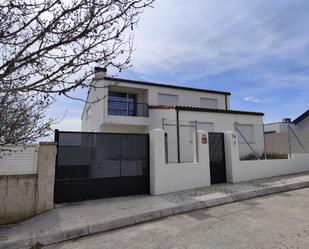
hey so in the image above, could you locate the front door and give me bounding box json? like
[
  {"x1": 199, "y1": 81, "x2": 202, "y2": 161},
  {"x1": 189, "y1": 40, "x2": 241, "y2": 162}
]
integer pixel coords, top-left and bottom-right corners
[{"x1": 208, "y1": 132, "x2": 227, "y2": 184}]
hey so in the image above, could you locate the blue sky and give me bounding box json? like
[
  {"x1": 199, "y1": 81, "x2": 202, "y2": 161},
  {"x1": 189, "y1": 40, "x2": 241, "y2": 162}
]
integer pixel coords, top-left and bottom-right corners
[{"x1": 49, "y1": 0, "x2": 309, "y2": 131}]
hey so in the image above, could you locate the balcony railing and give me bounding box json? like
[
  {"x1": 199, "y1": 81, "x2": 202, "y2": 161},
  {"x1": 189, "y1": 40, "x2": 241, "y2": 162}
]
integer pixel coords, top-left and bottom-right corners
[{"x1": 108, "y1": 100, "x2": 149, "y2": 117}]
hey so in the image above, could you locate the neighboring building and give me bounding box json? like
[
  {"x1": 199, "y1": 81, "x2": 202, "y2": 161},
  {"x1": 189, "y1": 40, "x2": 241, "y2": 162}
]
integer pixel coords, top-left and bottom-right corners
[
  {"x1": 264, "y1": 110, "x2": 309, "y2": 134},
  {"x1": 294, "y1": 110, "x2": 309, "y2": 131},
  {"x1": 81, "y1": 68, "x2": 265, "y2": 158},
  {"x1": 264, "y1": 110, "x2": 309, "y2": 155}
]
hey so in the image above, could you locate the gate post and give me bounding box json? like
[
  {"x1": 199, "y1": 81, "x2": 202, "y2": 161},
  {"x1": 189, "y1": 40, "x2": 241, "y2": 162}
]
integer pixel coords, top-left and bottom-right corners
[
  {"x1": 54, "y1": 129, "x2": 59, "y2": 144},
  {"x1": 36, "y1": 142, "x2": 57, "y2": 213},
  {"x1": 224, "y1": 131, "x2": 239, "y2": 183},
  {"x1": 196, "y1": 130, "x2": 211, "y2": 185},
  {"x1": 149, "y1": 129, "x2": 166, "y2": 195},
  {"x1": 53, "y1": 129, "x2": 59, "y2": 173}
]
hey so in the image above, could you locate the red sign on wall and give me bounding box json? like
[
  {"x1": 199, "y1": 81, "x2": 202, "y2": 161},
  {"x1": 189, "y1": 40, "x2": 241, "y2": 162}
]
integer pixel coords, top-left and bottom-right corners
[{"x1": 202, "y1": 134, "x2": 207, "y2": 144}]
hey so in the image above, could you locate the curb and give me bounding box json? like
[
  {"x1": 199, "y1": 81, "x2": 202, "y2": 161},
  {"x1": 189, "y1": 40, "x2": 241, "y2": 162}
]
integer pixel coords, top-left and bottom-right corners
[{"x1": 2, "y1": 180, "x2": 309, "y2": 249}]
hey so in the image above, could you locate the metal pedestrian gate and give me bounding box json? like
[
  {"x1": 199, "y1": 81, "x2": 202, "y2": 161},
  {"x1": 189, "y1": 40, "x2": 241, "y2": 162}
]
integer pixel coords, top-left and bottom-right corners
[
  {"x1": 54, "y1": 131, "x2": 150, "y2": 203},
  {"x1": 208, "y1": 132, "x2": 227, "y2": 184}
]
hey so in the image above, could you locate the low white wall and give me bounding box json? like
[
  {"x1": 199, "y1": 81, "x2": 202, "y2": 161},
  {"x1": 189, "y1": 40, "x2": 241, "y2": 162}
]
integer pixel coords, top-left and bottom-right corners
[
  {"x1": 0, "y1": 145, "x2": 38, "y2": 175},
  {"x1": 225, "y1": 131, "x2": 309, "y2": 183},
  {"x1": 150, "y1": 129, "x2": 211, "y2": 195}
]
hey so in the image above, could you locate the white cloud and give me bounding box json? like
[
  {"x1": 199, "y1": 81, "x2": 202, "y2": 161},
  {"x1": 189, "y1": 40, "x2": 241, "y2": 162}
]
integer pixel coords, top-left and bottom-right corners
[
  {"x1": 131, "y1": 0, "x2": 309, "y2": 87},
  {"x1": 51, "y1": 118, "x2": 81, "y2": 131},
  {"x1": 43, "y1": 0, "x2": 309, "y2": 130},
  {"x1": 39, "y1": 118, "x2": 81, "y2": 142},
  {"x1": 243, "y1": 96, "x2": 267, "y2": 104},
  {"x1": 45, "y1": 91, "x2": 85, "y2": 133}
]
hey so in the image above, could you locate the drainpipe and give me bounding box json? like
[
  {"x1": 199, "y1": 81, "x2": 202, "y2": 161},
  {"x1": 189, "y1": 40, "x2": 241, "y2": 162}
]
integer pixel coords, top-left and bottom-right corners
[
  {"x1": 287, "y1": 124, "x2": 292, "y2": 159},
  {"x1": 225, "y1": 95, "x2": 228, "y2": 110},
  {"x1": 262, "y1": 124, "x2": 267, "y2": 160},
  {"x1": 176, "y1": 109, "x2": 180, "y2": 163}
]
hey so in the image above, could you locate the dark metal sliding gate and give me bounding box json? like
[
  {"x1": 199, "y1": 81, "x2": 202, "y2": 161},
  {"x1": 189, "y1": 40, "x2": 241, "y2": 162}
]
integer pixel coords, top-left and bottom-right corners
[
  {"x1": 54, "y1": 131, "x2": 149, "y2": 203},
  {"x1": 208, "y1": 132, "x2": 227, "y2": 184}
]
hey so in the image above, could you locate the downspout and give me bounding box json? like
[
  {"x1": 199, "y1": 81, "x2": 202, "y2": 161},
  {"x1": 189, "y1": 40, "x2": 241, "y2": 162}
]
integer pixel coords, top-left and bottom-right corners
[
  {"x1": 287, "y1": 124, "x2": 292, "y2": 159},
  {"x1": 225, "y1": 95, "x2": 228, "y2": 110},
  {"x1": 262, "y1": 124, "x2": 267, "y2": 160},
  {"x1": 176, "y1": 108, "x2": 180, "y2": 163}
]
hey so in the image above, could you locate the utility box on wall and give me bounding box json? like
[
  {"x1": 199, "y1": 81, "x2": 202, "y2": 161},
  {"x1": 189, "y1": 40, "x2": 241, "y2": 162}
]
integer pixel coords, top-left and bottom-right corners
[
  {"x1": 0, "y1": 145, "x2": 38, "y2": 175},
  {"x1": 0, "y1": 143, "x2": 57, "y2": 225}
]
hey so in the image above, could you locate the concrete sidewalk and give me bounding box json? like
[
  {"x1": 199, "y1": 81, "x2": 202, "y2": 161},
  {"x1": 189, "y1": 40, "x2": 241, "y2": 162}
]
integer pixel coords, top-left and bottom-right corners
[{"x1": 1, "y1": 172, "x2": 309, "y2": 249}]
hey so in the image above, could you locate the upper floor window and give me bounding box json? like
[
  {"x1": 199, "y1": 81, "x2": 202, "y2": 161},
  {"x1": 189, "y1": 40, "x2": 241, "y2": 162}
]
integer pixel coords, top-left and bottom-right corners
[
  {"x1": 158, "y1": 93, "x2": 178, "y2": 105},
  {"x1": 200, "y1": 98, "x2": 218, "y2": 109},
  {"x1": 108, "y1": 91, "x2": 148, "y2": 117},
  {"x1": 108, "y1": 91, "x2": 137, "y2": 116}
]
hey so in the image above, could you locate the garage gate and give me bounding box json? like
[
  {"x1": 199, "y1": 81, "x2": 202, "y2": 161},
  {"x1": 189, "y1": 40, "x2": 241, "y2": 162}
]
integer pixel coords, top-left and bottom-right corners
[{"x1": 54, "y1": 131, "x2": 149, "y2": 203}]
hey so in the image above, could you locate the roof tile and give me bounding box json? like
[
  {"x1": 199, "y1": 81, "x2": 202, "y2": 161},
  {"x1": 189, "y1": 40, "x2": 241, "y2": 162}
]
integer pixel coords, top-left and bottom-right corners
[
  {"x1": 149, "y1": 105, "x2": 264, "y2": 116},
  {"x1": 104, "y1": 76, "x2": 231, "y2": 95}
]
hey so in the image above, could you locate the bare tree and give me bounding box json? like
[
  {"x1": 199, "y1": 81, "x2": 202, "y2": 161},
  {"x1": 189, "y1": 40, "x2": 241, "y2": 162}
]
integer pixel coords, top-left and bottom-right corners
[
  {"x1": 0, "y1": 0, "x2": 153, "y2": 145},
  {"x1": 0, "y1": 0, "x2": 153, "y2": 97},
  {"x1": 0, "y1": 92, "x2": 53, "y2": 144}
]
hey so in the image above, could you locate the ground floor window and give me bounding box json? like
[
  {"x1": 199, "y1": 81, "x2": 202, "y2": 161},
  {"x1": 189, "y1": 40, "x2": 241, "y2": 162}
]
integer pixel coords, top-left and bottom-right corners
[{"x1": 236, "y1": 124, "x2": 255, "y2": 144}]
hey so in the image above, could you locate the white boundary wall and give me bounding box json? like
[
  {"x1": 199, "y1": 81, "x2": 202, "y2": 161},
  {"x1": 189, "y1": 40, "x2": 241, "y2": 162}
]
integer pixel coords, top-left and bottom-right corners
[
  {"x1": 150, "y1": 129, "x2": 211, "y2": 195},
  {"x1": 225, "y1": 131, "x2": 309, "y2": 183},
  {"x1": 0, "y1": 145, "x2": 38, "y2": 175}
]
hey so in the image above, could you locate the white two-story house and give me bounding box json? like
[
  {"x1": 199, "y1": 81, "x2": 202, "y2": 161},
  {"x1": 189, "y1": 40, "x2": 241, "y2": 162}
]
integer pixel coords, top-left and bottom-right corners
[{"x1": 81, "y1": 67, "x2": 265, "y2": 159}]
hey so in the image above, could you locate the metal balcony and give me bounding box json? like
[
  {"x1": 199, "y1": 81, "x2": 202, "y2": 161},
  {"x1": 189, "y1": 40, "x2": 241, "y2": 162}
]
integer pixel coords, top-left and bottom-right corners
[{"x1": 108, "y1": 100, "x2": 149, "y2": 117}]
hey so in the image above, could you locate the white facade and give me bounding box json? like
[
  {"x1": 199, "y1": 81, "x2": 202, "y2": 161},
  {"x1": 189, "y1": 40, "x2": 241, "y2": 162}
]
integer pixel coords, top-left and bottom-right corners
[
  {"x1": 82, "y1": 75, "x2": 230, "y2": 132},
  {"x1": 148, "y1": 108, "x2": 264, "y2": 158},
  {"x1": 81, "y1": 70, "x2": 264, "y2": 159},
  {"x1": 264, "y1": 122, "x2": 291, "y2": 133}
]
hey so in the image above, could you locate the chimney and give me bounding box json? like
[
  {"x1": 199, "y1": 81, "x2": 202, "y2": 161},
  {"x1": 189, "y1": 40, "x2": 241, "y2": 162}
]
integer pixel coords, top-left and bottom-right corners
[
  {"x1": 94, "y1": 67, "x2": 107, "y2": 79},
  {"x1": 282, "y1": 118, "x2": 291, "y2": 123}
]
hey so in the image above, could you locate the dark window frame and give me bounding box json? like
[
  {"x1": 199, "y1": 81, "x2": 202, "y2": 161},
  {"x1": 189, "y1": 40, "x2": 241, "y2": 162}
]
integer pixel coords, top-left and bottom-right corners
[{"x1": 108, "y1": 91, "x2": 148, "y2": 117}]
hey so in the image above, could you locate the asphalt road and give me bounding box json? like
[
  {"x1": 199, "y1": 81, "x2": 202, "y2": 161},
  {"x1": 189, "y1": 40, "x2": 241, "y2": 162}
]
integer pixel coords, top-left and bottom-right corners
[{"x1": 45, "y1": 188, "x2": 309, "y2": 249}]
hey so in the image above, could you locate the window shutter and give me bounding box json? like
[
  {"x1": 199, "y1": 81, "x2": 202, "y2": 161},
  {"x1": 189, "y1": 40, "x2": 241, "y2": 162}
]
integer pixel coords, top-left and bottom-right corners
[
  {"x1": 200, "y1": 98, "x2": 218, "y2": 108},
  {"x1": 158, "y1": 94, "x2": 178, "y2": 105}
]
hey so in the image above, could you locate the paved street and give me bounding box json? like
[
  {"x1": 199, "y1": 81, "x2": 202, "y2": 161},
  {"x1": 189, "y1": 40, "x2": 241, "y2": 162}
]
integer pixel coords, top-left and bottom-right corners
[
  {"x1": 45, "y1": 188, "x2": 309, "y2": 249},
  {"x1": 3, "y1": 172, "x2": 309, "y2": 249}
]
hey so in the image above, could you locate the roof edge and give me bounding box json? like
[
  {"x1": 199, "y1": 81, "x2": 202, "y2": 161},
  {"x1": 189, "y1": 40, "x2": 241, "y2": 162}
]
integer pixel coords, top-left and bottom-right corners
[
  {"x1": 104, "y1": 76, "x2": 231, "y2": 96},
  {"x1": 149, "y1": 105, "x2": 264, "y2": 116},
  {"x1": 293, "y1": 110, "x2": 309, "y2": 124}
]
